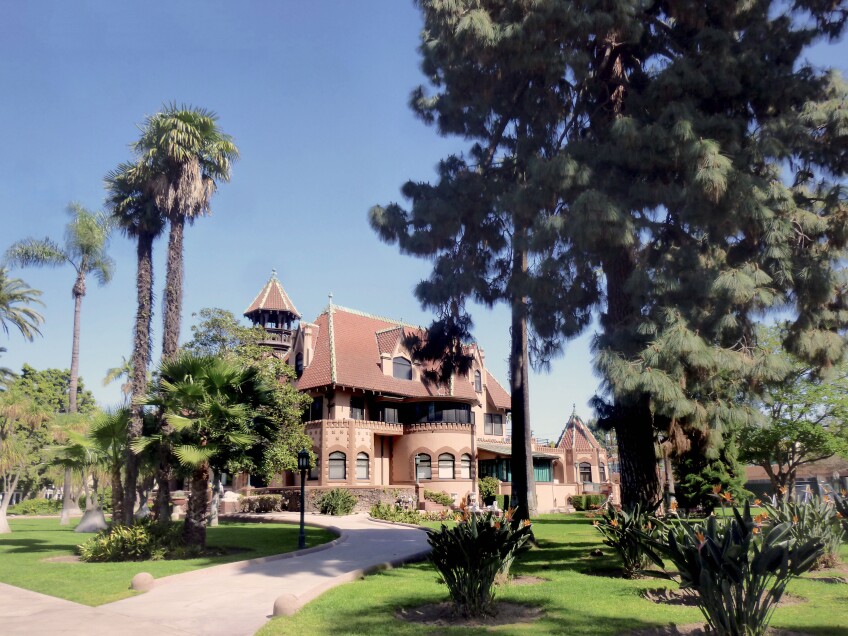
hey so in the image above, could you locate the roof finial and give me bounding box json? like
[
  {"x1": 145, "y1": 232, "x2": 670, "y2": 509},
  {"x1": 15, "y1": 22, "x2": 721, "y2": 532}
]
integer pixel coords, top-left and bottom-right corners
[
  {"x1": 328, "y1": 292, "x2": 333, "y2": 306},
  {"x1": 271, "y1": 268, "x2": 277, "y2": 280}
]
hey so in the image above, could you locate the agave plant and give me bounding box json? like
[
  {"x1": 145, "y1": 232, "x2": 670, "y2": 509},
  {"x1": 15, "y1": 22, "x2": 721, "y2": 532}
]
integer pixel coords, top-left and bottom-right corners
[
  {"x1": 593, "y1": 502, "x2": 663, "y2": 578},
  {"x1": 648, "y1": 502, "x2": 823, "y2": 636},
  {"x1": 762, "y1": 496, "x2": 844, "y2": 568},
  {"x1": 833, "y1": 491, "x2": 848, "y2": 535}
]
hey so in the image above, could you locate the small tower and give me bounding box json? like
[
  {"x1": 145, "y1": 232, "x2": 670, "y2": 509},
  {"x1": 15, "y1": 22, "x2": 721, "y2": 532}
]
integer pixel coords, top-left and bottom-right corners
[{"x1": 244, "y1": 270, "x2": 301, "y2": 357}]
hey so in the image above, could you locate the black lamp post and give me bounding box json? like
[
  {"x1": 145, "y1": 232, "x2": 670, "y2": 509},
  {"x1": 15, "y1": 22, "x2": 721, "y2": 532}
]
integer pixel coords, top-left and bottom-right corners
[{"x1": 297, "y1": 449, "x2": 311, "y2": 550}]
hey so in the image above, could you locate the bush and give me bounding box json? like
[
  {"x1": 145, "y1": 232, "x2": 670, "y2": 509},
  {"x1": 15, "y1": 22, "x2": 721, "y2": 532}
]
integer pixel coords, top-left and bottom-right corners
[
  {"x1": 424, "y1": 489, "x2": 454, "y2": 507},
  {"x1": 7, "y1": 498, "x2": 62, "y2": 515},
  {"x1": 593, "y1": 503, "x2": 662, "y2": 578},
  {"x1": 428, "y1": 509, "x2": 533, "y2": 617},
  {"x1": 571, "y1": 494, "x2": 606, "y2": 511},
  {"x1": 647, "y1": 502, "x2": 823, "y2": 636},
  {"x1": 77, "y1": 518, "x2": 190, "y2": 562},
  {"x1": 239, "y1": 494, "x2": 284, "y2": 513},
  {"x1": 317, "y1": 488, "x2": 357, "y2": 515},
  {"x1": 370, "y1": 502, "x2": 421, "y2": 524},
  {"x1": 478, "y1": 476, "x2": 499, "y2": 504},
  {"x1": 762, "y1": 496, "x2": 844, "y2": 568},
  {"x1": 500, "y1": 494, "x2": 510, "y2": 511}
]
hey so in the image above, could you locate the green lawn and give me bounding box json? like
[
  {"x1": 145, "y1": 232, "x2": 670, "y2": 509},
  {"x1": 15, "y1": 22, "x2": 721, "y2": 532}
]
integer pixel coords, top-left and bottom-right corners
[
  {"x1": 258, "y1": 514, "x2": 848, "y2": 636},
  {"x1": 0, "y1": 517, "x2": 335, "y2": 606}
]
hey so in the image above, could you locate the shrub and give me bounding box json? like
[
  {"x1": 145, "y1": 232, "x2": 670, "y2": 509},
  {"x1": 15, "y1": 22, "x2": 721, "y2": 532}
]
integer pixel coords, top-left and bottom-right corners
[
  {"x1": 423, "y1": 489, "x2": 454, "y2": 507},
  {"x1": 834, "y1": 492, "x2": 848, "y2": 534},
  {"x1": 6, "y1": 498, "x2": 62, "y2": 515},
  {"x1": 585, "y1": 494, "x2": 606, "y2": 509},
  {"x1": 593, "y1": 503, "x2": 662, "y2": 578},
  {"x1": 317, "y1": 488, "x2": 357, "y2": 515},
  {"x1": 77, "y1": 518, "x2": 189, "y2": 562},
  {"x1": 478, "y1": 476, "x2": 499, "y2": 504},
  {"x1": 428, "y1": 508, "x2": 533, "y2": 617},
  {"x1": 370, "y1": 502, "x2": 421, "y2": 524},
  {"x1": 239, "y1": 494, "x2": 284, "y2": 513},
  {"x1": 762, "y1": 496, "x2": 844, "y2": 568},
  {"x1": 647, "y1": 502, "x2": 823, "y2": 636},
  {"x1": 571, "y1": 495, "x2": 586, "y2": 511}
]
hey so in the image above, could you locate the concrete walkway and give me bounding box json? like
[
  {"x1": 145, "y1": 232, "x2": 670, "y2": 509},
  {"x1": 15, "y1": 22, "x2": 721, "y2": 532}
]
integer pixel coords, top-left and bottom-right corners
[{"x1": 0, "y1": 513, "x2": 431, "y2": 636}]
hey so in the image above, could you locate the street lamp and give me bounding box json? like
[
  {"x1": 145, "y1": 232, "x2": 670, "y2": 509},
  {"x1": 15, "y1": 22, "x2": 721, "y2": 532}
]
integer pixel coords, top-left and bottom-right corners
[{"x1": 297, "y1": 449, "x2": 311, "y2": 550}]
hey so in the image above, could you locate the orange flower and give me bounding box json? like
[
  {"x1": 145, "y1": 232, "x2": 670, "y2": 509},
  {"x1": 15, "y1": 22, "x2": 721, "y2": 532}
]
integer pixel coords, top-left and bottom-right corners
[
  {"x1": 721, "y1": 491, "x2": 733, "y2": 502},
  {"x1": 610, "y1": 519, "x2": 619, "y2": 527},
  {"x1": 695, "y1": 531, "x2": 706, "y2": 547},
  {"x1": 504, "y1": 507, "x2": 515, "y2": 522},
  {"x1": 669, "y1": 500, "x2": 678, "y2": 511},
  {"x1": 712, "y1": 485, "x2": 722, "y2": 494},
  {"x1": 754, "y1": 513, "x2": 768, "y2": 524},
  {"x1": 778, "y1": 486, "x2": 787, "y2": 494},
  {"x1": 752, "y1": 527, "x2": 760, "y2": 535},
  {"x1": 523, "y1": 519, "x2": 531, "y2": 527},
  {"x1": 792, "y1": 515, "x2": 798, "y2": 524},
  {"x1": 754, "y1": 499, "x2": 762, "y2": 506},
  {"x1": 494, "y1": 521, "x2": 502, "y2": 530},
  {"x1": 836, "y1": 512, "x2": 843, "y2": 519},
  {"x1": 592, "y1": 521, "x2": 599, "y2": 526}
]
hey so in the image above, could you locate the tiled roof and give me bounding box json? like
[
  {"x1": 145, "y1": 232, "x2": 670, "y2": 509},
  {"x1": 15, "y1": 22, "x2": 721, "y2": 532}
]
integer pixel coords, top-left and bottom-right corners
[
  {"x1": 296, "y1": 304, "x2": 505, "y2": 404},
  {"x1": 485, "y1": 371, "x2": 511, "y2": 410},
  {"x1": 556, "y1": 408, "x2": 601, "y2": 452},
  {"x1": 244, "y1": 271, "x2": 301, "y2": 318}
]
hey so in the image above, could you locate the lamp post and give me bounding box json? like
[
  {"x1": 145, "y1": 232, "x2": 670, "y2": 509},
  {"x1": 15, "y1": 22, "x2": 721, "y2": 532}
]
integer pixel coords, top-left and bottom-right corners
[{"x1": 297, "y1": 449, "x2": 311, "y2": 550}]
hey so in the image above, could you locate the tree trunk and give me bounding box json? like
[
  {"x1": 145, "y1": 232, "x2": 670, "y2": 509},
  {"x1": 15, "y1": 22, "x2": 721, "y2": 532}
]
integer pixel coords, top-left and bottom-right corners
[
  {"x1": 124, "y1": 231, "x2": 155, "y2": 524},
  {"x1": 184, "y1": 462, "x2": 210, "y2": 548},
  {"x1": 614, "y1": 399, "x2": 662, "y2": 509},
  {"x1": 0, "y1": 473, "x2": 20, "y2": 534},
  {"x1": 111, "y1": 463, "x2": 124, "y2": 525},
  {"x1": 59, "y1": 466, "x2": 81, "y2": 525},
  {"x1": 68, "y1": 272, "x2": 85, "y2": 414},
  {"x1": 135, "y1": 473, "x2": 154, "y2": 519},
  {"x1": 509, "y1": 228, "x2": 536, "y2": 521},
  {"x1": 208, "y1": 473, "x2": 221, "y2": 527}
]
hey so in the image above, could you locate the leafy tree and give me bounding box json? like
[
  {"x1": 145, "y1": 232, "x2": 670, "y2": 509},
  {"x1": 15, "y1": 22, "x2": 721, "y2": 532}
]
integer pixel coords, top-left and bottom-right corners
[
  {"x1": 139, "y1": 354, "x2": 274, "y2": 547},
  {"x1": 104, "y1": 161, "x2": 166, "y2": 523},
  {"x1": 0, "y1": 386, "x2": 50, "y2": 533},
  {"x1": 739, "y1": 327, "x2": 848, "y2": 501},
  {"x1": 15, "y1": 364, "x2": 97, "y2": 415},
  {"x1": 0, "y1": 268, "x2": 44, "y2": 343},
  {"x1": 129, "y1": 105, "x2": 239, "y2": 522},
  {"x1": 5, "y1": 203, "x2": 114, "y2": 413},
  {"x1": 674, "y1": 435, "x2": 748, "y2": 513}
]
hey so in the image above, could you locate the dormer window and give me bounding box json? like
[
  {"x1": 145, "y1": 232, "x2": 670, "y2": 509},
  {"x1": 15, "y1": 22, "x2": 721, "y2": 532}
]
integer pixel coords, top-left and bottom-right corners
[
  {"x1": 295, "y1": 352, "x2": 304, "y2": 378},
  {"x1": 474, "y1": 370, "x2": 482, "y2": 393},
  {"x1": 392, "y1": 356, "x2": 412, "y2": 380}
]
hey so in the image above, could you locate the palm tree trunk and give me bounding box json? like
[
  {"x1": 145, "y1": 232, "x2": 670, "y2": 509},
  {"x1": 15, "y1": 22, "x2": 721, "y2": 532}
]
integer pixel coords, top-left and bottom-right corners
[
  {"x1": 0, "y1": 473, "x2": 20, "y2": 534},
  {"x1": 184, "y1": 461, "x2": 210, "y2": 548},
  {"x1": 68, "y1": 272, "x2": 85, "y2": 414},
  {"x1": 509, "y1": 226, "x2": 536, "y2": 521},
  {"x1": 123, "y1": 231, "x2": 155, "y2": 524},
  {"x1": 59, "y1": 466, "x2": 81, "y2": 525},
  {"x1": 111, "y1": 463, "x2": 125, "y2": 524}
]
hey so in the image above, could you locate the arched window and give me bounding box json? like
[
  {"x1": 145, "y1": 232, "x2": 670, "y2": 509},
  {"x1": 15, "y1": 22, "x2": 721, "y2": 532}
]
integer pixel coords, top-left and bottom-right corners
[
  {"x1": 416, "y1": 453, "x2": 432, "y2": 480},
  {"x1": 599, "y1": 462, "x2": 607, "y2": 482},
  {"x1": 438, "y1": 453, "x2": 455, "y2": 479},
  {"x1": 356, "y1": 452, "x2": 369, "y2": 480},
  {"x1": 460, "y1": 454, "x2": 472, "y2": 479},
  {"x1": 393, "y1": 356, "x2": 412, "y2": 380},
  {"x1": 579, "y1": 462, "x2": 592, "y2": 483},
  {"x1": 295, "y1": 352, "x2": 304, "y2": 378},
  {"x1": 474, "y1": 370, "x2": 482, "y2": 393},
  {"x1": 329, "y1": 451, "x2": 346, "y2": 480}
]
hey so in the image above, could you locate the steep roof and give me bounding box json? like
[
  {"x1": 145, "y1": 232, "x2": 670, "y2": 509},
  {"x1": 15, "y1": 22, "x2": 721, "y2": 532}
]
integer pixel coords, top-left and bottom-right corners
[
  {"x1": 295, "y1": 303, "x2": 502, "y2": 404},
  {"x1": 244, "y1": 271, "x2": 301, "y2": 318},
  {"x1": 485, "y1": 370, "x2": 511, "y2": 410},
  {"x1": 556, "y1": 407, "x2": 602, "y2": 452}
]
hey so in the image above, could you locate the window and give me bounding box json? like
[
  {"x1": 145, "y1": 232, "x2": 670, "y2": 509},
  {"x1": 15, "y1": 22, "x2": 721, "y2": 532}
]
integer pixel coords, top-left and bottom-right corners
[
  {"x1": 350, "y1": 396, "x2": 364, "y2": 420},
  {"x1": 484, "y1": 414, "x2": 503, "y2": 436},
  {"x1": 295, "y1": 352, "x2": 304, "y2": 378},
  {"x1": 356, "y1": 452, "x2": 369, "y2": 480},
  {"x1": 382, "y1": 406, "x2": 399, "y2": 423},
  {"x1": 308, "y1": 460, "x2": 319, "y2": 481},
  {"x1": 579, "y1": 462, "x2": 592, "y2": 483},
  {"x1": 533, "y1": 458, "x2": 552, "y2": 483},
  {"x1": 474, "y1": 370, "x2": 482, "y2": 393},
  {"x1": 416, "y1": 453, "x2": 432, "y2": 480},
  {"x1": 308, "y1": 397, "x2": 323, "y2": 421},
  {"x1": 329, "y1": 452, "x2": 346, "y2": 480},
  {"x1": 438, "y1": 453, "x2": 455, "y2": 479},
  {"x1": 479, "y1": 458, "x2": 511, "y2": 482},
  {"x1": 599, "y1": 462, "x2": 606, "y2": 482},
  {"x1": 393, "y1": 356, "x2": 412, "y2": 380},
  {"x1": 460, "y1": 454, "x2": 472, "y2": 479}
]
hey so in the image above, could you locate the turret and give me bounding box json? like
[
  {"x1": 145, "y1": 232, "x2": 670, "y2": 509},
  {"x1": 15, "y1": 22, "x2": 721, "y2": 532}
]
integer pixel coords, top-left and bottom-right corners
[{"x1": 244, "y1": 270, "x2": 300, "y2": 356}]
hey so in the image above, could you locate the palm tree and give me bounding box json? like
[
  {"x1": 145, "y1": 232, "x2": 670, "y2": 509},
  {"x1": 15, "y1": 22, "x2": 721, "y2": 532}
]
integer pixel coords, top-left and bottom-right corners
[
  {"x1": 0, "y1": 348, "x2": 15, "y2": 389},
  {"x1": 105, "y1": 161, "x2": 166, "y2": 524},
  {"x1": 139, "y1": 353, "x2": 272, "y2": 547},
  {"x1": 49, "y1": 425, "x2": 108, "y2": 533},
  {"x1": 0, "y1": 268, "x2": 44, "y2": 342},
  {"x1": 5, "y1": 204, "x2": 114, "y2": 413},
  {"x1": 102, "y1": 356, "x2": 133, "y2": 406},
  {"x1": 130, "y1": 105, "x2": 238, "y2": 522}
]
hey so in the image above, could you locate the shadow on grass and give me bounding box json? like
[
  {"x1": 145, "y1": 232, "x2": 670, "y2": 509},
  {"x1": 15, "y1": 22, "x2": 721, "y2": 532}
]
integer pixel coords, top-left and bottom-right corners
[{"x1": 0, "y1": 537, "x2": 79, "y2": 554}]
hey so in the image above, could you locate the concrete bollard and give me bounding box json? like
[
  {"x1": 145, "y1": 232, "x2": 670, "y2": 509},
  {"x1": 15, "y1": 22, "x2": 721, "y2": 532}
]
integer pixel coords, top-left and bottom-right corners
[
  {"x1": 272, "y1": 594, "x2": 300, "y2": 616},
  {"x1": 130, "y1": 572, "x2": 155, "y2": 592}
]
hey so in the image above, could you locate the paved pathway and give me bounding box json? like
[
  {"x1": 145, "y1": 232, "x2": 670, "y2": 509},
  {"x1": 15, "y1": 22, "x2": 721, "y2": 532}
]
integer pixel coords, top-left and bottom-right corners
[{"x1": 0, "y1": 513, "x2": 431, "y2": 636}]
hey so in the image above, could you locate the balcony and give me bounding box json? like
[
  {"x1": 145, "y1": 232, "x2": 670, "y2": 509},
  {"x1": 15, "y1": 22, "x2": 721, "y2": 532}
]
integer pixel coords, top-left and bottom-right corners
[{"x1": 259, "y1": 328, "x2": 293, "y2": 347}]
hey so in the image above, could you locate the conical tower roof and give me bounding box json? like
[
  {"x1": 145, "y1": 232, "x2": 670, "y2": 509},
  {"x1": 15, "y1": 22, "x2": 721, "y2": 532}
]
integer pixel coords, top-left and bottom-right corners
[{"x1": 244, "y1": 270, "x2": 301, "y2": 319}]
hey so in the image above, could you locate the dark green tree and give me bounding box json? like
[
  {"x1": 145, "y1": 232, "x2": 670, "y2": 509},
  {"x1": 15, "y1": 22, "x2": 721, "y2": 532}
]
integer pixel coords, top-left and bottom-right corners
[
  {"x1": 15, "y1": 364, "x2": 96, "y2": 415},
  {"x1": 674, "y1": 434, "x2": 748, "y2": 513}
]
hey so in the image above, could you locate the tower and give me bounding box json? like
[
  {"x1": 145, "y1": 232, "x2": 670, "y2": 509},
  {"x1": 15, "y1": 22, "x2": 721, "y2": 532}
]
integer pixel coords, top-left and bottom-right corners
[{"x1": 243, "y1": 270, "x2": 300, "y2": 357}]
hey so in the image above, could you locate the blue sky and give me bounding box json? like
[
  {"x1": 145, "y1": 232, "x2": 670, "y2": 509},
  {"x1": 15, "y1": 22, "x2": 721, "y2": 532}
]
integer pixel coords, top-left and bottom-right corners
[{"x1": 1, "y1": 2, "x2": 845, "y2": 441}]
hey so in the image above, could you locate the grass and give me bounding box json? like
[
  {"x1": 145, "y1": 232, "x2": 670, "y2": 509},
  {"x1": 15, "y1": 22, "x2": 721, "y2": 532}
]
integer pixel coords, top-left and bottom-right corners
[
  {"x1": 0, "y1": 517, "x2": 335, "y2": 606},
  {"x1": 258, "y1": 513, "x2": 848, "y2": 636}
]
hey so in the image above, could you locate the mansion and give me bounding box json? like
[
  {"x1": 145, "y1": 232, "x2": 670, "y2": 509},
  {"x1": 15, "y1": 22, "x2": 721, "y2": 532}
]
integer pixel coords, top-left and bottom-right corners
[{"x1": 239, "y1": 272, "x2": 618, "y2": 512}]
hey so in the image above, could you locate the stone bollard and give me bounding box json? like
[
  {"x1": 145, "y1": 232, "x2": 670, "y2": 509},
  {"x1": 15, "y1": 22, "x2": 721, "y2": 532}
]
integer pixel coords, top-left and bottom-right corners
[
  {"x1": 131, "y1": 572, "x2": 155, "y2": 592},
  {"x1": 272, "y1": 594, "x2": 300, "y2": 616}
]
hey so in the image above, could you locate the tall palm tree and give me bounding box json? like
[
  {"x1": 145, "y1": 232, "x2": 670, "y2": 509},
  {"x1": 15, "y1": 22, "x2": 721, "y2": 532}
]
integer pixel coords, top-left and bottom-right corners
[
  {"x1": 133, "y1": 104, "x2": 239, "y2": 360},
  {"x1": 131, "y1": 105, "x2": 238, "y2": 522},
  {"x1": 139, "y1": 353, "x2": 272, "y2": 547},
  {"x1": 105, "y1": 163, "x2": 165, "y2": 523},
  {"x1": 87, "y1": 408, "x2": 130, "y2": 524},
  {"x1": 102, "y1": 356, "x2": 133, "y2": 406},
  {"x1": 0, "y1": 268, "x2": 44, "y2": 342},
  {"x1": 5, "y1": 204, "x2": 114, "y2": 413}
]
